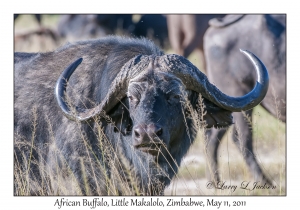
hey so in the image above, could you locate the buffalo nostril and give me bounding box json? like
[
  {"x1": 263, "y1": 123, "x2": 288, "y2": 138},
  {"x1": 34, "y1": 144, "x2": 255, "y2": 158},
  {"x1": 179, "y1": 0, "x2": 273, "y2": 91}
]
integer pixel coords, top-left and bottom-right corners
[
  {"x1": 156, "y1": 128, "x2": 163, "y2": 136},
  {"x1": 134, "y1": 129, "x2": 140, "y2": 138}
]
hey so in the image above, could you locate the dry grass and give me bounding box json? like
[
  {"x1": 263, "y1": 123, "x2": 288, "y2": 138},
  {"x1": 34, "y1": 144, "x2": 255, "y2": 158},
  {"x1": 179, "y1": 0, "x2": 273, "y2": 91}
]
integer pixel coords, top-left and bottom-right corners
[
  {"x1": 14, "y1": 15, "x2": 286, "y2": 196},
  {"x1": 14, "y1": 106, "x2": 154, "y2": 196},
  {"x1": 164, "y1": 104, "x2": 286, "y2": 196}
]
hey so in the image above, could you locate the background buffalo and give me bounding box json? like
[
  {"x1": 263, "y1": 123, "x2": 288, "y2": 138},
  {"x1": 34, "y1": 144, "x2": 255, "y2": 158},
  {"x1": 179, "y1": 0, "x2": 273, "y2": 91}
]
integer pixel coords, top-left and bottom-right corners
[{"x1": 204, "y1": 14, "x2": 286, "y2": 186}]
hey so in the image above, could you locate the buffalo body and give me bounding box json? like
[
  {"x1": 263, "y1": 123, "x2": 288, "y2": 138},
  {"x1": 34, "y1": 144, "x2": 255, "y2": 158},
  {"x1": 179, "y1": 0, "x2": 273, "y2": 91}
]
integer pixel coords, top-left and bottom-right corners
[{"x1": 204, "y1": 14, "x2": 286, "y2": 184}]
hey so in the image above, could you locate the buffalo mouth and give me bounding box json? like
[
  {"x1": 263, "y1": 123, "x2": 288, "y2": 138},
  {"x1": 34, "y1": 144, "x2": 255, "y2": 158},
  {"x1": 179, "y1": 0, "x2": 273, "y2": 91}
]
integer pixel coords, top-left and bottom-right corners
[{"x1": 135, "y1": 143, "x2": 165, "y2": 156}]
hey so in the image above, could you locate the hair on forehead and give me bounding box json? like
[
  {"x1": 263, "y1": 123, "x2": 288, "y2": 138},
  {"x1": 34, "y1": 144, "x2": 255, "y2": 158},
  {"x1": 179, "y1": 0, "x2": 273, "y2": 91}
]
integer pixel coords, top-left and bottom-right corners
[{"x1": 128, "y1": 70, "x2": 185, "y2": 97}]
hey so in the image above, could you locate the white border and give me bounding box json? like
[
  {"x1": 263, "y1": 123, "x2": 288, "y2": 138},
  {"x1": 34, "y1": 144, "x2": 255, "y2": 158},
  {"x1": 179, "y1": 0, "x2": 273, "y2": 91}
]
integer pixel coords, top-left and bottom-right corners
[{"x1": 4, "y1": 1, "x2": 298, "y2": 209}]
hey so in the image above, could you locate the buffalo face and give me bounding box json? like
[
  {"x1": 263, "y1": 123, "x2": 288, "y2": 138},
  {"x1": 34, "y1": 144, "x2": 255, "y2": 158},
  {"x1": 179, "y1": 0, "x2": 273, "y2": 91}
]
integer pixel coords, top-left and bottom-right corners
[{"x1": 127, "y1": 68, "x2": 187, "y2": 157}]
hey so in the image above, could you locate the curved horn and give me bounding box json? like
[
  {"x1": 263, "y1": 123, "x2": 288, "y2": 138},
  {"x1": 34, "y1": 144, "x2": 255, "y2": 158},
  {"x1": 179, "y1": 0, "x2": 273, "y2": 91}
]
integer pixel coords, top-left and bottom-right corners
[
  {"x1": 161, "y1": 49, "x2": 269, "y2": 112},
  {"x1": 55, "y1": 55, "x2": 152, "y2": 121},
  {"x1": 55, "y1": 58, "x2": 83, "y2": 120}
]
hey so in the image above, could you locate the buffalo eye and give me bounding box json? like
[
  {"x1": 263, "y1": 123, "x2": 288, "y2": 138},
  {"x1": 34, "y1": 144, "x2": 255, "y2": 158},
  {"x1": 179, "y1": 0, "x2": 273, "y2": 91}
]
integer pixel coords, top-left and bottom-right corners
[
  {"x1": 167, "y1": 94, "x2": 180, "y2": 104},
  {"x1": 128, "y1": 95, "x2": 140, "y2": 106},
  {"x1": 173, "y1": 95, "x2": 180, "y2": 99},
  {"x1": 126, "y1": 124, "x2": 132, "y2": 133}
]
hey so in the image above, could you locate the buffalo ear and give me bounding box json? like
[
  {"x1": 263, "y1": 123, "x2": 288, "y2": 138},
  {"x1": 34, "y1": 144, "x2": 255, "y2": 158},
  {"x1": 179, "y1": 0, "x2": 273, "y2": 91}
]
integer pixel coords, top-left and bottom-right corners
[
  {"x1": 107, "y1": 97, "x2": 132, "y2": 135},
  {"x1": 188, "y1": 91, "x2": 233, "y2": 129},
  {"x1": 203, "y1": 98, "x2": 233, "y2": 128}
]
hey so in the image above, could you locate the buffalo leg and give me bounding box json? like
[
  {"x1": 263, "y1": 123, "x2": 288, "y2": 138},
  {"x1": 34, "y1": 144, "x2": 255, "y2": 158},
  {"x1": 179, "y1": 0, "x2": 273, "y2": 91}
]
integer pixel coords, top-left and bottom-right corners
[
  {"x1": 205, "y1": 128, "x2": 226, "y2": 184},
  {"x1": 232, "y1": 111, "x2": 272, "y2": 185}
]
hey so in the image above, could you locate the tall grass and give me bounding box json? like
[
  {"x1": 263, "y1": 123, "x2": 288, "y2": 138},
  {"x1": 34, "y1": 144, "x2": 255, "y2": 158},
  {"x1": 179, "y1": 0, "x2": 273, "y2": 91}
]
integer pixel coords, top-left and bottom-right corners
[
  {"x1": 14, "y1": 85, "x2": 285, "y2": 196},
  {"x1": 165, "y1": 101, "x2": 285, "y2": 196},
  {"x1": 14, "y1": 110, "x2": 143, "y2": 195}
]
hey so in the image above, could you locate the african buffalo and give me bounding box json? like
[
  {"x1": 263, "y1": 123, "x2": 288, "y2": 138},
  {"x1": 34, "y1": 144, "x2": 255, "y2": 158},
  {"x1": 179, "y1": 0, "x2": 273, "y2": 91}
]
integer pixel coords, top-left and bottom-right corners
[
  {"x1": 57, "y1": 14, "x2": 168, "y2": 48},
  {"x1": 203, "y1": 14, "x2": 286, "y2": 185},
  {"x1": 166, "y1": 14, "x2": 225, "y2": 68},
  {"x1": 57, "y1": 15, "x2": 135, "y2": 41},
  {"x1": 133, "y1": 15, "x2": 169, "y2": 48},
  {"x1": 14, "y1": 36, "x2": 269, "y2": 195},
  {"x1": 57, "y1": 15, "x2": 108, "y2": 39}
]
